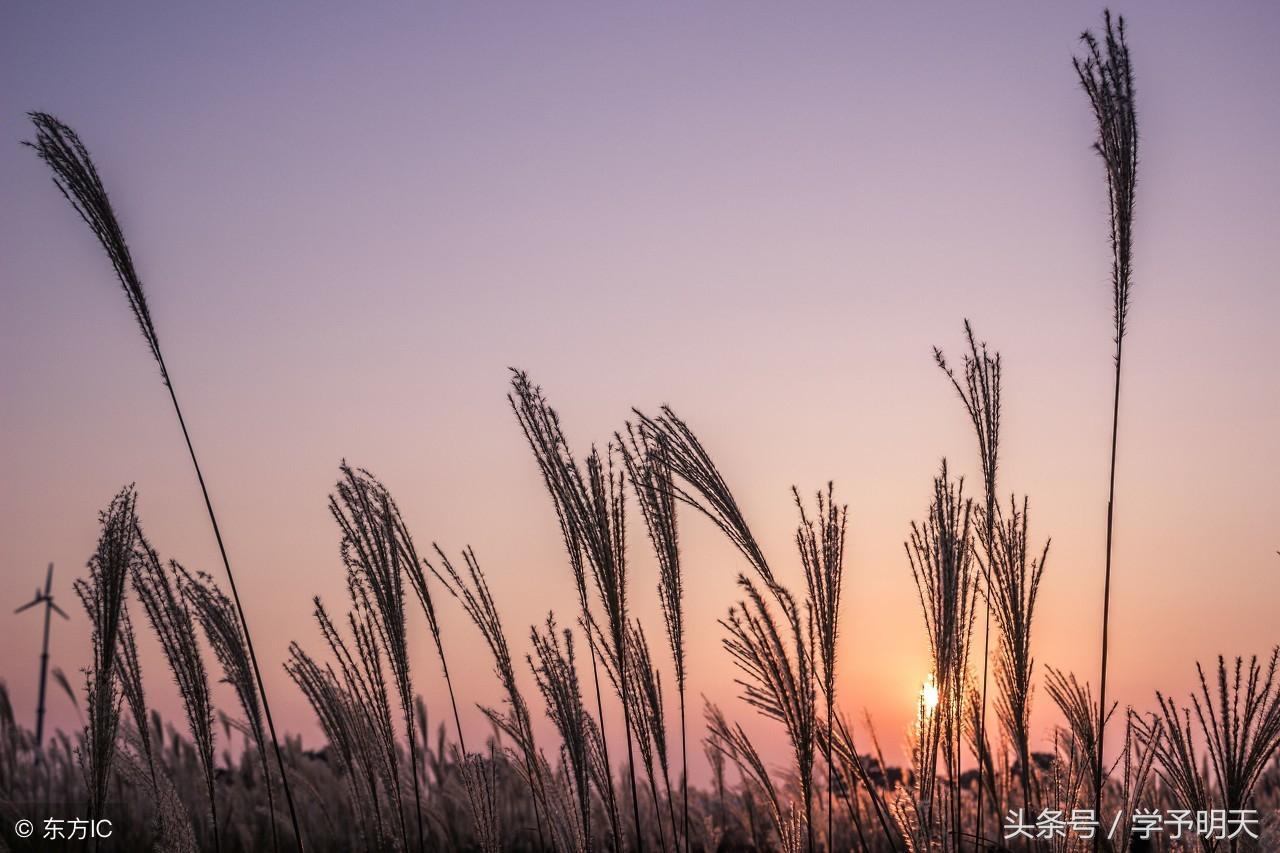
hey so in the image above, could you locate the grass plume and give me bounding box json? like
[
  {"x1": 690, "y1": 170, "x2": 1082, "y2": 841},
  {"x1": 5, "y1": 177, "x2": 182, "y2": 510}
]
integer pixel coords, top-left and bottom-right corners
[
  {"x1": 621, "y1": 420, "x2": 690, "y2": 852},
  {"x1": 131, "y1": 536, "x2": 219, "y2": 852},
  {"x1": 177, "y1": 565, "x2": 279, "y2": 852},
  {"x1": 72, "y1": 486, "x2": 139, "y2": 830},
  {"x1": 1074, "y1": 12, "x2": 1139, "y2": 839},
  {"x1": 26, "y1": 111, "x2": 303, "y2": 850},
  {"x1": 795, "y1": 483, "x2": 848, "y2": 851},
  {"x1": 905, "y1": 462, "x2": 978, "y2": 843},
  {"x1": 977, "y1": 495, "x2": 1049, "y2": 817}
]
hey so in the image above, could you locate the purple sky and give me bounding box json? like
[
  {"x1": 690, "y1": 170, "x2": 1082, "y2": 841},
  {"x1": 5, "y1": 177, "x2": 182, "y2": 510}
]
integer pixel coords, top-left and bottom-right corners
[{"x1": 3, "y1": 2, "x2": 1279, "y2": 779}]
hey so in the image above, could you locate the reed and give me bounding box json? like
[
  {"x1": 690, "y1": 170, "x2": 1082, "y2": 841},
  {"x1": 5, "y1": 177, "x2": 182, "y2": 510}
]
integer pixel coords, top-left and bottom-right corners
[
  {"x1": 1045, "y1": 666, "x2": 1115, "y2": 830},
  {"x1": 621, "y1": 421, "x2": 689, "y2": 853},
  {"x1": 26, "y1": 112, "x2": 303, "y2": 851},
  {"x1": 1073, "y1": 13, "x2": 1139, "y2": 841},
  {"x1": 529, "y1": 615, "x2": 593, "y2": 851},
  {"x1": 115, "y1": 608, "x2": 156, "y2": 789},
  {"x1": 720, "y1": 574, "x2": 818, "y2": 852},
  {"x1": 627, "y1": 621, "x2": 678, "y2": 853},
  {"x1": 632, "y1": 407, "x2": 775, "y2": 589},
  {"x1": 510, "y1": 371, "x2": 642, "y2": 850},
  {"x1": 131, "y1": 536, "x2": 219, "y2": 852},
  {"x1": 703, "y1": 698, "x2": 783, "y2": 848},
  {"x1": 177, "y1": 565, "x2": 279, "y2": 852},
  {"x1": 1143, "y1": 651, "x2": 1280, "y2": 853},
  {"x1": 510, "y1": 371, "x2": 627, "y2": 849},
  {"x1": 312, "y1": 593, "x2": 409, "y2": 851},
  {"x1": 935, "y1": 320, "x2": 1002, "y2": 847},
  {"x1": 977, "y1": 496, "x2": 1048, "y2": 818},
  {"x1": 284, "y1": 643, "x2": 385, "y2": 847},
  {"x1": 457, "y1": 744, "x2": 504, "y2": 853},
  {"x1": 905, "y1": 462, "x2": 978, "y2": 845},
  {"x1": 329, "y1": 463, "x2": 426, "y2": 852},
  {"x1": 428, "y1": 544, "x2": 553, "y2": 848},
  {"x1": 795, "y1": 483, "x2": 848, "y2": 851},
  {"x1": 72, "y1": 486, "x2": 139, "y2": 832}
]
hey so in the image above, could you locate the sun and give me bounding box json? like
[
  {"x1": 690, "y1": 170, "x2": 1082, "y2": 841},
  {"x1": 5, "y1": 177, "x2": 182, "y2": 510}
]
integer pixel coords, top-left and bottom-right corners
[{"x1": 920, "y1": 675, "x2": 940, "y2": 716}]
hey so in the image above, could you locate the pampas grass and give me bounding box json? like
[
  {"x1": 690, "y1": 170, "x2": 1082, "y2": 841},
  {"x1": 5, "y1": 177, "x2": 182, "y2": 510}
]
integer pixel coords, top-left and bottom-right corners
[
  {"x1": 530, "y1": 614, "x2": 594, "y2": 851},
  {"x1": 177, "y1": 565, "x2": 279, "y2": 852},
  {"x1": 428, "y1": 544, "x2": 552, "y2": 848},
  {"x1": 1074, "y1": 11, "x2": 1139, "y2": 835},
  {"x1": 626, "y1": 620, "x2": 678, "y2": 853},
  {"x1": 457, "y1": 744, "x2": 504, "y2": 853},
  {"x1": 906, "y1": 463, "x2": 978, "y2": 846},
  {"x1": 510, "y1": 370, "x2": 643, "y2": 850},
  {"x1": 116, "y1": 608, "x2": 156, "y2": 789},
  {"x1": 72, "y1": 486, "x2": 139, "y2": 832},
  {"x1": 796, "y1": 483, "x2": 848, "y2": 851},
  {"x1": 1142, "y1": 650, "x2": 1280, "y2": 853},
  {"x1": 26, "y1": 112, "x2": 302, "y2": 850},
  {"x1": 312, "y1": 591, "x2": 409, "y2": 850},
  {"x1": 329, "y1": 462, "x2": 427, "y2": 852},
  {"x1": 721, "y1": 574, "x2": 818, "y2": 852},
  {"x1": 131, "y1": 536, "x2": 219, "y2": 852},
  {"x1": 977, "y1": 496, "x2": 1048, "y2": 819},
  {"x1": 935, "y1": 320, "x2": 1002, "y2": 847},
  {"x1": 621, "y1": 420, "x2": 690, "y2": 852}
]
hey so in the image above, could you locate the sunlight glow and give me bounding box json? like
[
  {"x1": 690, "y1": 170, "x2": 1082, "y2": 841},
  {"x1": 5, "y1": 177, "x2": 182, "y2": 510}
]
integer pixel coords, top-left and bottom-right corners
[{"x1": 920, "y1": 675, "x2": 940, "y2": 717}]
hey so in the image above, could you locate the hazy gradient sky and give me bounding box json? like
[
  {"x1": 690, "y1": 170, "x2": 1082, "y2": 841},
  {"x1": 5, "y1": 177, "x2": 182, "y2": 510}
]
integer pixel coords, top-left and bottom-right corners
[{"x1": 3, "y1": 2, "x2": 1278, "y2": 781}]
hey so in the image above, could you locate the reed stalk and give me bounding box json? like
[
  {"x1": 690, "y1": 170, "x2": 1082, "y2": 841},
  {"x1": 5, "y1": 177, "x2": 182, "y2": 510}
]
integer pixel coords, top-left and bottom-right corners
[
  {"x1": 177, "y1": 566, "x2": 279, "y2": 852},
  {"x1": 796, "y1": 483, "x2": 848, "y2": 853},
  {"x1": 1073, "y1": 14, "x2": 1139, "y2": 842},
  {"x1": 935, "y1": 320, "x2": 1001, "y2": 847},
  {"x1": 131, "y1": 536, "x2": 219, "y2": 852},
  {"x1": 329, "y1": 463, "x2": 426, "y2": 852},
  {"x1": 906, "y1": 462, "x2": 978, "y2": 845},
  {"x1": 27, "y1": 112, "x2": 304, "y2": 851},
  {"x1": 621, "y1": 421, "x2": 689, "y2": 852},
  {"x1": 429, "y1": 545, "x2": 553, "y2": 849},
  {"x1": 511, "y1": 371, "x2": 625, "y2": 850},
  {"x1": 72, "y1": 487, "x2": 138, "y2": 836},
  {"x1": 530, "y1": 615, "x2": 594, "y2": 851}
]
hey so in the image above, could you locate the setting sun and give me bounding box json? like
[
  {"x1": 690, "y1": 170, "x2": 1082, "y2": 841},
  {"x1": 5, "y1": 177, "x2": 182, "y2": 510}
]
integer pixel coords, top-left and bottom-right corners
[{"x1": 920, "y1": 674, "x2": 940, "y2": 717}]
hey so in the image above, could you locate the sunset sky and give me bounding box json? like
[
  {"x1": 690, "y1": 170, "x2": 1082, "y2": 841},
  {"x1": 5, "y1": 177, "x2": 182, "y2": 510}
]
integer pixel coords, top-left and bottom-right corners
[{"x1": 2, "y1": 2, "x2": 1278, "y2": 783}]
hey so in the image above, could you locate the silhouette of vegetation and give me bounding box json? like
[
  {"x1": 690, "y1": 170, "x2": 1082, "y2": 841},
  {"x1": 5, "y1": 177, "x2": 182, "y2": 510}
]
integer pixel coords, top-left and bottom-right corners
[{"x1": 10, "y1": 10, "x2": 1280, "y2": 853}]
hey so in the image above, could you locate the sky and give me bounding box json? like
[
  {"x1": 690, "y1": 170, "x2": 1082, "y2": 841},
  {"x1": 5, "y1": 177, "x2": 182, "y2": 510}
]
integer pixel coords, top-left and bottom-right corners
[{"x1": 2, "y1": 2, "x2": 1278, "y2": 783}]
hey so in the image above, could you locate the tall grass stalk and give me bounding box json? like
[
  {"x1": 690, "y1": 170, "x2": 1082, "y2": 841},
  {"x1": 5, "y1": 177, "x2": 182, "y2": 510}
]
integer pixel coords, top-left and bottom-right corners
[
  {"x1": 72, "y1": 486, "x2": 139, "y2": 834},
  {"x1": 26, "y1": 112, "x2": 303, "y2": 851},
  {"x1": 131, "y1": 537, "x2": 219, "y2": 852},
  {"x1": 115, "y1": 608, "x2": 156, "y2": 789},
  {"x1": 510, "y1": 371, "x2": 625, "y2": 850},
  {"x1": 329, "y1": 463, "x2": 426, "y2": 852},
  {"x1": 1145, "y1": 651, "x2": 1280, "y2": 853},
  {"x1": 621, "y1": 422, "x2": 689, "y2": 853},
  {"x1": 313, "y1": 593, "x2": 410, "y2": 851},
  {"x1": 795, "y1": 483, "x2": 847, "y2": 852},
  {"x1": 1073, "y1": 13, "x2": 1139, "y2": 840},
  {"x1": 530, "y1": 615, "x2": 593, "y2": 851},
  {"x1": 935, "y1": 320, "x2": 1001, "y2": 846},
  {"x1": 721, "y1": 574, "x2": 818, "y2": 852},
  {"x1": 510, "y1": 371, "x2": 642, "y2": 850},
  {"x1": 177, "y1": 566, "x2": 279, "y2": 852},
  {"x1": 285, "y1": 643, "x2": 386, "y2": 847},
  {"x1": 627, "y1": 621, "x2": 678, "y2": 853},
  {"x1": 905, "y1": 462, "x2": 978, "y2": 844},
  {"x1": 704, "y1": 699, "x2": 784, "y2": 848},
  {"x1": 457, "y1": 744, "x2": 504, "y2": 853},
  {"x1": 978, "y1": 496, "x2": 1048, "y2": 819},
  {"x1": 429, "y1": 545, "x2": 552, "y2": 849}
]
